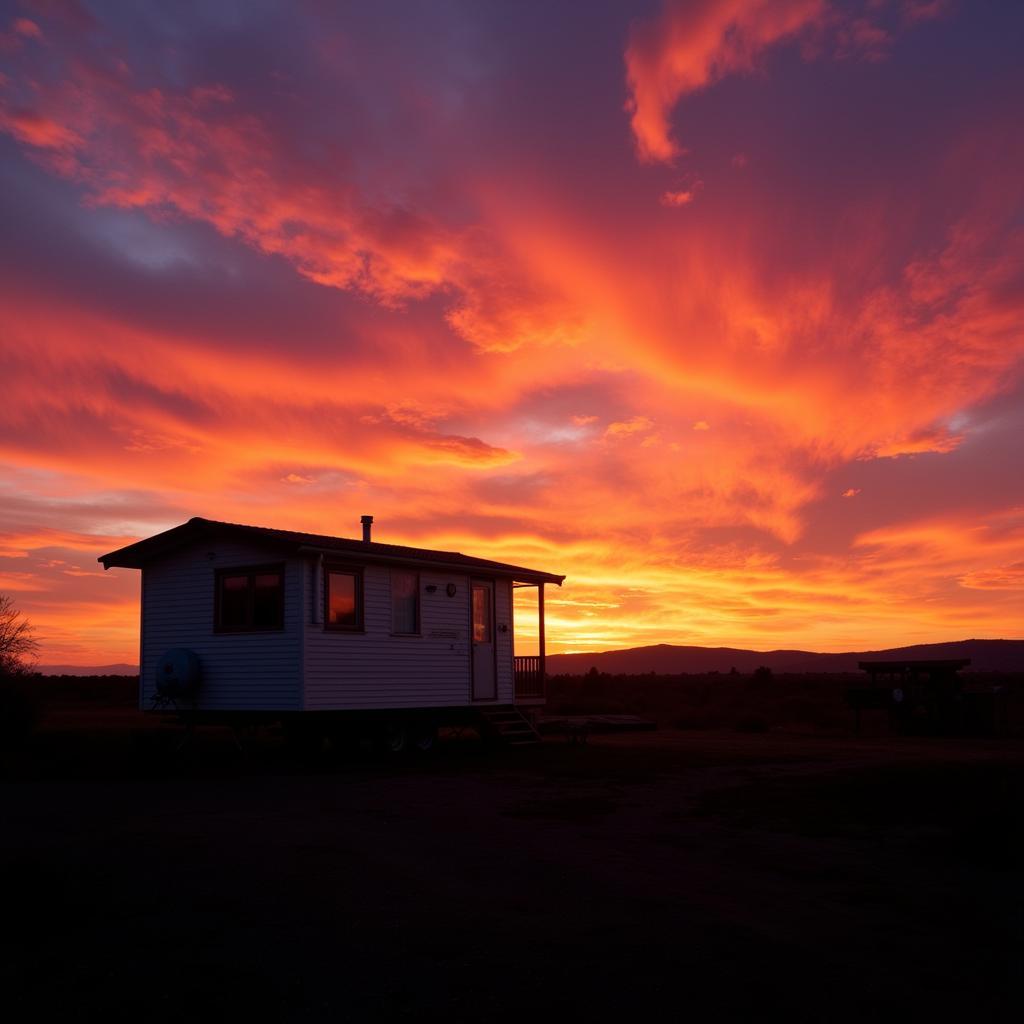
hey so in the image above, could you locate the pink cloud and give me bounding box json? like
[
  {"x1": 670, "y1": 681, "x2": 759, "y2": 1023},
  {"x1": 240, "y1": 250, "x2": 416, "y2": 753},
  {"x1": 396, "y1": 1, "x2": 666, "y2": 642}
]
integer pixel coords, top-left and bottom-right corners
[
  {"x1": 0, "y1": 107, "x2": 79, "y2": 148},
  {"x1": 12, "y1": 17, "x2": 41, "y2": 40},
  {"x1": 660, "y1": 185, "x2": 701, "y2": 207},
  {"x1": 902, "y1": 1, "x2": 950, "y2": 25}
]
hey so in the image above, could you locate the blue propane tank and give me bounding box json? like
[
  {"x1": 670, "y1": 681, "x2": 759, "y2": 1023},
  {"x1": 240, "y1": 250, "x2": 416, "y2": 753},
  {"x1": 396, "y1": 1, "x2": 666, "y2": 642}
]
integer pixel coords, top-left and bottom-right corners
[{"x1": 155, "y1": 648, "x2": 202, "y2": 699}]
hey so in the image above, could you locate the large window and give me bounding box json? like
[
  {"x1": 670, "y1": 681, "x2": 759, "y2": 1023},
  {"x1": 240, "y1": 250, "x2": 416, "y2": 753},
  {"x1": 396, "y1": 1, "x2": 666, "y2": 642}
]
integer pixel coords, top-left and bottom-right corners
[
  {"x1": 325, "y1": 567, "x2": 363, "y2": 630},
  {"x1": 215, "y1": 566, "x2": 284, "y2": 632},
  {"x1": 391, "y1": 569, "x2": 419, "y2": 634}
]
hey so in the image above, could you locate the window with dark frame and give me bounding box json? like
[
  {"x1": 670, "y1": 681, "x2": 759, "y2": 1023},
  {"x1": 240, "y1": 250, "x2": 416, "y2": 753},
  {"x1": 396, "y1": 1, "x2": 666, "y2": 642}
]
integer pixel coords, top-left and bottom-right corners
[
  {"x1": 325, "y1": 567, "x2": 363, "y2": 630},
  {"x1": 391, "y1": 569, "x2": 419, "y2": 634},
  {"x1": 215, "y1": 566, "x2": 284, "y2": 631}
]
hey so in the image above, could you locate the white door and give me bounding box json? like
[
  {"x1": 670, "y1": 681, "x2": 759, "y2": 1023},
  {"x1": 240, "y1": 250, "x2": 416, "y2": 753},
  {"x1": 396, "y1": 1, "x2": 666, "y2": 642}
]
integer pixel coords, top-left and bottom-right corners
[{"x1": 471, "y1": 580, "x2": 496, "y2": 700}]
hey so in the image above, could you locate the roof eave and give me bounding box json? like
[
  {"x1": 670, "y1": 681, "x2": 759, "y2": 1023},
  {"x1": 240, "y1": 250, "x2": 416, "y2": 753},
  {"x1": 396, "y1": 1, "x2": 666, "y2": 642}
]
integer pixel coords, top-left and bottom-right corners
[
  {"x1": 98, "y1": 518, "x2": 215, "y2": 571},
  {"x1": 97, "y1": 517, "x2": 566, "y2": 585},
  {"x1": 295, "y1": 544, "x2": 564, "y2": 586}
]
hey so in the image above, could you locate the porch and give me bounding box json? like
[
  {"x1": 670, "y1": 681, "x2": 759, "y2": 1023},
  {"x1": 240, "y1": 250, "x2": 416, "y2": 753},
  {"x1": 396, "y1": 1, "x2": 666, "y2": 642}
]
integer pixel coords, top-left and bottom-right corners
[
  {"x1": 513, "y1": 655, "x2": 545, "y2": 703},
  {"x1": 513, "y1": 579, "x2": 548, "y2": 704}
]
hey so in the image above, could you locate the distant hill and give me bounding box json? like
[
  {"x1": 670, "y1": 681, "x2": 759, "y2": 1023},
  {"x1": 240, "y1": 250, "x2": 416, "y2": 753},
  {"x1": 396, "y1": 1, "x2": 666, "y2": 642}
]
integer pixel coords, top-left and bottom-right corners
[
  {"x1": 35, "y1": 639, "x2": 1024, "y2": 678},
  {"x1": 547, "y1": 639, "x2": 1024, "y2": 676},
  {"x1": 38, "y1": 664, "x2": 139, "y2": 677}
]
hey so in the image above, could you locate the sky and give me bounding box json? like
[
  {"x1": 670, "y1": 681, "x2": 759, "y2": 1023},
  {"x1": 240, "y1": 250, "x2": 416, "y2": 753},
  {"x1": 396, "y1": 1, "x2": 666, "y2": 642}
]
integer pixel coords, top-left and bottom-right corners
[{"x1": 1, "y1": 0, "x2": 1023, "y2": 665}]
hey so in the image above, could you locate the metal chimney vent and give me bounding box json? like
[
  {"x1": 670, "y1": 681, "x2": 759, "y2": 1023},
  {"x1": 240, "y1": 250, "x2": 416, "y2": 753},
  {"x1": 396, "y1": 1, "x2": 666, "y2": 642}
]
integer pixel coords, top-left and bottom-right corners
[{"x1": 360, "y1": 515, "x2": 374, "y2": 542}]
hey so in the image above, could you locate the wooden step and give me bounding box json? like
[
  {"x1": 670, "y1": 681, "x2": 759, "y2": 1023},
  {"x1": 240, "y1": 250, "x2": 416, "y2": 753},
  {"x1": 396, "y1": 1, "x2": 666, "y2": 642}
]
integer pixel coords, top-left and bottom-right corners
[{"x1": 477, "y1": 706, "x2": 541, "y2": 746}]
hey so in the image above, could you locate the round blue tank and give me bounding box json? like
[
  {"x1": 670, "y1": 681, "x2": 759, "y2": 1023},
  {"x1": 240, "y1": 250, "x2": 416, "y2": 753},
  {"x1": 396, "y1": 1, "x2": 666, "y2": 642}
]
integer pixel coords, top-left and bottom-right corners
[{"x1": 155, "y1": 648, "x2": 202, "y2": 698}]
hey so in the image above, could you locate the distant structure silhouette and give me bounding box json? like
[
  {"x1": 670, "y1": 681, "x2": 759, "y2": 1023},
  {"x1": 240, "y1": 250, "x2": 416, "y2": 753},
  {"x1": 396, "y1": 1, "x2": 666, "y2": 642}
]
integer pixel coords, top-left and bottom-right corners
[{"x1": 850, "y1": 658, "x2": 974, "y2": 733}]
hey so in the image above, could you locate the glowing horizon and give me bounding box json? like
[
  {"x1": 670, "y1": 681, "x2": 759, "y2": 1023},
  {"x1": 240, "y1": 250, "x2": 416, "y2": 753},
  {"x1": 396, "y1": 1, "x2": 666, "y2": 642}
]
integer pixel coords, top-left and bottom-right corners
[{"x1": 2, "y1": 0, "x2": 1023, "y2": 665}]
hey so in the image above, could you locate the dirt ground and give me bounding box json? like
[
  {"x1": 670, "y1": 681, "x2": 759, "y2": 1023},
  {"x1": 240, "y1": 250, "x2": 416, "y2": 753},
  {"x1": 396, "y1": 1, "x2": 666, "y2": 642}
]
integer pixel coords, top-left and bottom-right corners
[{"x1": 2, "y1": 713, "x2": 1023, "y2": 1021}]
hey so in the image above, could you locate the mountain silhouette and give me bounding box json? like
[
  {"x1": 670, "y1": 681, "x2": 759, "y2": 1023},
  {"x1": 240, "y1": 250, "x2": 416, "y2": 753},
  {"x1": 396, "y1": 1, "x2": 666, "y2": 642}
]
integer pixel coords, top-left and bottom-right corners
[
  {"x1": 547, "y1": 639, "x2": 1024, "y2": 675},
  {"x1": 38, "y1": 663, "x2": 141, "y2": 676}
]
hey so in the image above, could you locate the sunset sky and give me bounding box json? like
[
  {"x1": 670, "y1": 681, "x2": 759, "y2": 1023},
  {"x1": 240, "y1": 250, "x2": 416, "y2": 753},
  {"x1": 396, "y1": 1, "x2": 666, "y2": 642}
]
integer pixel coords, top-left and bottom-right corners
[{"x1": 2, "y1": 0, "x2": 1023, "y2": 665}]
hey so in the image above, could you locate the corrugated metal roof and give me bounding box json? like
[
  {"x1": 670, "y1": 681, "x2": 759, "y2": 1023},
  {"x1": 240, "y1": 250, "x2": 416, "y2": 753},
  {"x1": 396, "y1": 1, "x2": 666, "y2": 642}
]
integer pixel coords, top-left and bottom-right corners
[{"x1": 98, "y1": 517, "x2": 565, "y2": 585}]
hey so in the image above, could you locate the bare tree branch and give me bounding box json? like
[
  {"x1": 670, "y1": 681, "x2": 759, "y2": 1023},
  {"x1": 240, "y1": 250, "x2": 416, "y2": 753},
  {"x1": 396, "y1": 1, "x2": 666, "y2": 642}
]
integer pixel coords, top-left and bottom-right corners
[{"x1": 0, "y1": 594, "x2": 40, "y2": 674}]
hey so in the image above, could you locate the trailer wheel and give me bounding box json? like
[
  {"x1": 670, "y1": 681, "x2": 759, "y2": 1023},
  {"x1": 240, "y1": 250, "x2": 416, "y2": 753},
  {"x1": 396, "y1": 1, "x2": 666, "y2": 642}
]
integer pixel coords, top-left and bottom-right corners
[
  {"x1": 411, "y1": 720, "x2": 438, "y2": 755},
  {"x1": 379, "y1": 718, "x2": 409, "y2": 756}
]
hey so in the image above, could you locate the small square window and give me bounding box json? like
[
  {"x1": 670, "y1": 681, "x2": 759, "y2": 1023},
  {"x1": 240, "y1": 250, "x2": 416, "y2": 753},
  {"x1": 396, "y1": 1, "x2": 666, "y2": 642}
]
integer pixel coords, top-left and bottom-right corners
[{"x1": 215, "y1": 567, "x2": 284, "y2": 632}]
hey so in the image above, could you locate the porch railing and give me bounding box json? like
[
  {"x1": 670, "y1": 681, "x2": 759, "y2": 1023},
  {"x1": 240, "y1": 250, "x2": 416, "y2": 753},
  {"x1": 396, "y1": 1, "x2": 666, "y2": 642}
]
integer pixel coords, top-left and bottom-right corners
[{"x1": 514, "y1": 655, "x2": 545, "y2": 699}]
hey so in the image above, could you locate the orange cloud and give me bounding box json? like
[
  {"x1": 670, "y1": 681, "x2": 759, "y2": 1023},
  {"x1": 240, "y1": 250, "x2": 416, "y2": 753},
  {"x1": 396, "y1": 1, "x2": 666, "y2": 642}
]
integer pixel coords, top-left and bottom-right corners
[
  {"x1": 959, "y1": 562, "x2": 1024, "y2": 592},
  {"x1": 604, "y1": 416, "x2": 654, "y2": 438},
  {"x1": 869, "y1": 428, "x2": 964, "y2": 459},
  {"x1": 625, "y1": 0, "x2": 825, "y2": 162}
]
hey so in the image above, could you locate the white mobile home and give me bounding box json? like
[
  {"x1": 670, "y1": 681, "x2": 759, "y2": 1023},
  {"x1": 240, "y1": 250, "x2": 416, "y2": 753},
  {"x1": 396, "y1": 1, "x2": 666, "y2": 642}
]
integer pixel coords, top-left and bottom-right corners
[{"x1": 99, "y1": 516, "x2": 564, "y2": 745}]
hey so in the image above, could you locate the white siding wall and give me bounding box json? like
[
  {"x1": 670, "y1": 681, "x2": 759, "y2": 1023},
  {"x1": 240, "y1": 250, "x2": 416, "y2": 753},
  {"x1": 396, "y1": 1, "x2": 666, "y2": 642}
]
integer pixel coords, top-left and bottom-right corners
[
  {"x1": 140, "y1": 540, "x2": 302, "y2": 710},
  {"x1": 304, "y1": 563, "x2": 496, "y2": 709}
]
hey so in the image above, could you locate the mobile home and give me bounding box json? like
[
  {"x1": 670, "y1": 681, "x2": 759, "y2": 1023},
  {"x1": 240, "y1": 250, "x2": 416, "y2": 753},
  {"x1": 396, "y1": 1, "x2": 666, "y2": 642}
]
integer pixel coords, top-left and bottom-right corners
[{"x1": 99, "y1": 516, "x2": 564, "y2": 747}]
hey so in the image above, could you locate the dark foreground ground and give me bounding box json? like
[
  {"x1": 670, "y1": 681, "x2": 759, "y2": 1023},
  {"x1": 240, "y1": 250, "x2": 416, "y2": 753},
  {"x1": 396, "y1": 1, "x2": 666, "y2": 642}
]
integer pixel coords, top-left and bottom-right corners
[{"x1": 2, "y1": 709, "x2": 1023, "y2": 1021}]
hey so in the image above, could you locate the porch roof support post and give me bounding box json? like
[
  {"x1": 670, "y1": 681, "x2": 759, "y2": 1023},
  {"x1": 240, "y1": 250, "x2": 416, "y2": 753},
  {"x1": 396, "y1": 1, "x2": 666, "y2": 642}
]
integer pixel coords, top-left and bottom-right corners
[{"x1": 538, "y1": 581, "x2": 546, "y2": 692}]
